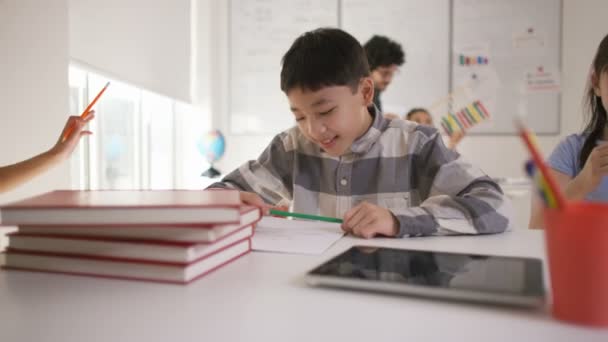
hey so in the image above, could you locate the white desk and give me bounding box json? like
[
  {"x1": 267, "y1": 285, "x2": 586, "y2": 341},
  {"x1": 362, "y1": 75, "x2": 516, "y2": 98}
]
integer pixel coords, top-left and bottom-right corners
[
  {"x1": 500, "y1": 180, "x2": 533, "y2": 230},
  {"x1": 0, "y1": 230, "x2": 606, "y2": 342}
]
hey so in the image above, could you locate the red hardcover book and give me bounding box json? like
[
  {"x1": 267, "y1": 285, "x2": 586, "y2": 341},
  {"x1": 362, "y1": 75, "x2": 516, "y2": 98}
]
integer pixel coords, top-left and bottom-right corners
[
  {"x1": 3, "y1": 238, "x2": 251, "y2": 284},
  {"x1": 0, "y1": 190, "x2": 248, "y2": 226},
  {"x1": 17, "y1": 206, "x2": 261, "y2": 243},
  {"x1": 7, "y1": 225, "x2": 253, "y2": 262}
]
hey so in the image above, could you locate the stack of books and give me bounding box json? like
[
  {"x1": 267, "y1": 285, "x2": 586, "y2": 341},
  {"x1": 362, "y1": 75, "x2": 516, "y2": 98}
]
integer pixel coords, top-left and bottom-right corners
[{"x1": 0, "y1": 190, "x2": 260, "y2": 284}]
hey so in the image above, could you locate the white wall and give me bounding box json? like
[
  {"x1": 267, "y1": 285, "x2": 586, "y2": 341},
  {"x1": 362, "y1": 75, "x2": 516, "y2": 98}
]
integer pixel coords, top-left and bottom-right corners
[
  {"x1": 0, "y1": 0, "x2": 70, "y2": 205},
  {"x1": 69, "y1": 0, "x2": 192, "y2": 102},
  {"x1": 210, "y1": 0, "x2": 608, "y2": 180},
  {"x1": 210, "y1": 0, "x2": 276, "y2": 174}
]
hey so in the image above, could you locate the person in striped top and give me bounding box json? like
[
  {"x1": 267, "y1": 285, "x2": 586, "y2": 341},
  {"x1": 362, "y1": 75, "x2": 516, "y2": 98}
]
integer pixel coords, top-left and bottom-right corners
[{"x1": 209, "y1": 28, "x2": 511, "y2": 239}]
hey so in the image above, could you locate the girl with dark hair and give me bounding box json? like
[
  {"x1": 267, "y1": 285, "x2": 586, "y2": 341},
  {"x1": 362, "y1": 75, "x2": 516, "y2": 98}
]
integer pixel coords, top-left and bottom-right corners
[{"x1": 530, "y1": 33, "x2": 608, "y2": 228}]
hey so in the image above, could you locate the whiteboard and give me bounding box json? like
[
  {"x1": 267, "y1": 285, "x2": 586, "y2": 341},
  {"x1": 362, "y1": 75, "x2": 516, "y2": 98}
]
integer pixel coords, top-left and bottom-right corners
[
  {"x1": 341, "y1": 0, "x2": 450, "y2": 116},
  {"x1": 228, "y1": 0, "x2": 561, "y2": 136},
  {"x1": 229, "y1": 0, "x2": 339, "y2": 134},
  {"x1": 451, "y1": 0, "x2": 561, "y2": 135}
]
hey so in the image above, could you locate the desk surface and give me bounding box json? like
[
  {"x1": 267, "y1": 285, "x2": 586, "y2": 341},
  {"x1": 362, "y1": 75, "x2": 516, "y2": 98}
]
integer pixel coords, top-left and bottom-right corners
[{"x1": 0, "y1": 230, "x2": 606, "y2": 342}]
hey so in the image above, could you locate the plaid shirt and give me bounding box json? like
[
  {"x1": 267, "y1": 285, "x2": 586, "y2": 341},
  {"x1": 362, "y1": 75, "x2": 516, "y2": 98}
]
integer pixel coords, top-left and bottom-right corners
[{"x1": 210, "y1": 109, "x2": 512, "y2": 237}]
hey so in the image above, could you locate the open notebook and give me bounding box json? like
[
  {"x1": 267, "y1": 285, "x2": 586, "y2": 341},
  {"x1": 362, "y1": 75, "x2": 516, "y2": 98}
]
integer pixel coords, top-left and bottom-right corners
[{"x1": 252, "y1": 216, "x2": 344, "y2": 255}]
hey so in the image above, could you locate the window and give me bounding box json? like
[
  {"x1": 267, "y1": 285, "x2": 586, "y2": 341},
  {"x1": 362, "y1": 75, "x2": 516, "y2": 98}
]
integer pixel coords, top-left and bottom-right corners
[{"x1": 69, "y1": 65, "x2": 211, "y2": 190}]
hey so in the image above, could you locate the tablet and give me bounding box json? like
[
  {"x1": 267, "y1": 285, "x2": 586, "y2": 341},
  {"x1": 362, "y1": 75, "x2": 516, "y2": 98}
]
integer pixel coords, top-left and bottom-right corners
[{"x1": 306, "y1": 246, "x2": 545, "y2": 307}]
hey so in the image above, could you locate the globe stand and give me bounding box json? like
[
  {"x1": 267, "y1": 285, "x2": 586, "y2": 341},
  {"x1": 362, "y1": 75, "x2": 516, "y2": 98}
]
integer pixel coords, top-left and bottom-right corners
[{"x1": 201, "y1": 165, "x2": 221, "y2": 178}]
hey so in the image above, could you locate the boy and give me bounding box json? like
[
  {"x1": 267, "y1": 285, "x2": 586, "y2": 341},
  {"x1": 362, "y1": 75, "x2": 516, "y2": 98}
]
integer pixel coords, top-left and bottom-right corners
[
  {"x1": 209, "y1": 28, "x2": 511, "y2": 238},
  {"x1": 363, "y1": 35, "x2": 405, "y2": 114}
]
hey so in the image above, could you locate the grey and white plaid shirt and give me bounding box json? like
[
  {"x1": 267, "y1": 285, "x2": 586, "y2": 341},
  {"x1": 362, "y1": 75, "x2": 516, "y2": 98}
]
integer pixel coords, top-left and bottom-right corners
[{"x1": 210, "y1": 109, "x2": 512, "y2": 237}]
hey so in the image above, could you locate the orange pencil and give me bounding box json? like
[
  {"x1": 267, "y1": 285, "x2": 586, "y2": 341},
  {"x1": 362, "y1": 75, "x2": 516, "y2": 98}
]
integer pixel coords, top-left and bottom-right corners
[
  {"x1": 62, "y1": 81, "x2": 110, "y2": 142},
  {"x1": 515, "y1": 120, "x2": 567, "y2": 209}
]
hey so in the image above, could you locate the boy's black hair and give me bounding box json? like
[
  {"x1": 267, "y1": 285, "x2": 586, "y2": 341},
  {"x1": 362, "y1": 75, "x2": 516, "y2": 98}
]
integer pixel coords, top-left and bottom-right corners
[
  {"x1": 363, "y1": 35, "x2": 405, "y2": 71},
  {"x1": 280, "y1": 28, "x2": 370, "y2": 93},
  {"x1": 406, "y1": 108, "x2": 430, "y2": 120}
]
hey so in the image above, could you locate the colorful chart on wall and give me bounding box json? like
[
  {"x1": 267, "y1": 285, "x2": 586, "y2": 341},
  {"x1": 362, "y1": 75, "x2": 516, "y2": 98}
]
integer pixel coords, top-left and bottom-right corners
[{"x1": 452, "y1": 0, "x2": 561, "y2": 135}]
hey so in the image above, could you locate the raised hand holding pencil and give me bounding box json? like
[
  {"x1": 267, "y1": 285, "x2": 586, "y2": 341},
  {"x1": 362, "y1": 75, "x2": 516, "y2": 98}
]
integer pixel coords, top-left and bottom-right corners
[
  {"x1": 52, "y1": 112, "x2": 95, "y2": 159},
  {"x1": 61, "y1": 81, "x2": 109, "y2": 142},
  {"x1": 0, "y1": 111, "x2": 96, "y2": 194}
]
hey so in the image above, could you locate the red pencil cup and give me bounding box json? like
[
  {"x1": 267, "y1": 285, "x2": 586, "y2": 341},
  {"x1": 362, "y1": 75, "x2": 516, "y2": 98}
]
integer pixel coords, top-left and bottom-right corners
[{"x1": 544, "y1": 202, "x2": 608, "y2": 327}]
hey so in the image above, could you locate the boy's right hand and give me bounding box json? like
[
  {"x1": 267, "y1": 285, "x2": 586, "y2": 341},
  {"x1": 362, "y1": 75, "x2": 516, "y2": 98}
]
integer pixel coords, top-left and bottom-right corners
[{"x1": 239, "y1": 191, "x2": 271, "y2": 214}]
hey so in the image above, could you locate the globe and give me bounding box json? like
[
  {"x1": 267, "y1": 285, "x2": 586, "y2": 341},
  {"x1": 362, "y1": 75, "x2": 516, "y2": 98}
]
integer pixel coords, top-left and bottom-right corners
[{"x1": 197, "y1": 130, "x2": 226, "y2": 178}]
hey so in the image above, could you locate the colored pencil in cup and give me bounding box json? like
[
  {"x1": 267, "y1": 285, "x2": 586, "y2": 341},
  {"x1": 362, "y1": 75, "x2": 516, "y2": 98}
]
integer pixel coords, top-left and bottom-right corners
[
  {"x1": 62, "y1": 81, "x2": 110, "y2": 142},
  {"x1": 525, "y1": 159, "x2": 556, "y2": 208},
  {"x1": 515, "y1": 120, "x2": 566, "y2": 209}
]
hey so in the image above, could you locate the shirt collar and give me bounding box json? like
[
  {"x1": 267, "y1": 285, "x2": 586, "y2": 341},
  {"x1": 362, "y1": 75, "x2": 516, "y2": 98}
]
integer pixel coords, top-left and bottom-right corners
[{"x1": 349, "y1": 105, "x2": 387, "y2": 154}]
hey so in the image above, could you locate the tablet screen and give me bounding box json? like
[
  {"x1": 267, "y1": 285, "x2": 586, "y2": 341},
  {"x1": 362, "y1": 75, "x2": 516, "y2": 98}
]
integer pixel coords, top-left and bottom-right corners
[{"x1": 308, "y1": 246, "x2": 545, "y2": 299}]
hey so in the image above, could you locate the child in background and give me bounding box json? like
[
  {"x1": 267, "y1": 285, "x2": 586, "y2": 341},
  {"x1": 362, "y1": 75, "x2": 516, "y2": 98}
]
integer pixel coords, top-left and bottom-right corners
[
  {"x1": 0, "y1": 112, "x2": 94, "y2": 193},
  {"x1": 403, "y1": 107, "x2": 465, "y2": 150},
  {"x1": 209, "y1": 28, "x2": 510, "y2": 239},
  {"x1": 529, "y1": 33, "x2": 608, "y2": 228},
  {"x1": 363, "y1": 35, "x2": 405, "y2": 115},
  {"x1": 406, "y1": 108, "x2": 433, "y2": 125}
]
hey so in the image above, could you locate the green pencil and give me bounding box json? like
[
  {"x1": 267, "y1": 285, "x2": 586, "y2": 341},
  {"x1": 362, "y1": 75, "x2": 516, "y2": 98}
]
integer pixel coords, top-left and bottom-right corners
[{"x1": 269, "y1": 209, "x2": 343, "y2": 223}]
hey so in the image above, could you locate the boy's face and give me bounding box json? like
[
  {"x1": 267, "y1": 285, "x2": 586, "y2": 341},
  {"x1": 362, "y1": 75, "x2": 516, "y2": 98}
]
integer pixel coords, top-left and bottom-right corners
[
  {"x1": 371, "y1": 64, "x2": 399, "y2": 92},
  {"x1": 287, "y1": 78, "x2": 375, "y2": 157},
  {"x1": 409, "y1": 111, "x2": 433, "y2": 126}
]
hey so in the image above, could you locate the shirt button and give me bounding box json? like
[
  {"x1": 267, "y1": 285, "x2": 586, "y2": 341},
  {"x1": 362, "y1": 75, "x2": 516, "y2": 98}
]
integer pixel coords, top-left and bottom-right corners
[{"x1": 340, "y1": 178, "x2": 348, "y2": 186}]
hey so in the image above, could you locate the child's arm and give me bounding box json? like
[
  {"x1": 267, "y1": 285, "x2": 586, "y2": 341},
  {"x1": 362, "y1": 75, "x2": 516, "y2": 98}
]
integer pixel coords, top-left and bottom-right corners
[
  {"x1": 395, "y1": 126, "x2": 510, "y2": 236},
  {"x1": 207, "y1": 133, "x2": 294, "y2": 208},
  {"x1": 0, "y1": 113, "x2": 93, "y2": 194},
  {"x1": 529, "y1": 142, "x2": 608, "y2": 228},
  {"x1": 343, "y1": 125, "x2": 509, "y2": 238}
]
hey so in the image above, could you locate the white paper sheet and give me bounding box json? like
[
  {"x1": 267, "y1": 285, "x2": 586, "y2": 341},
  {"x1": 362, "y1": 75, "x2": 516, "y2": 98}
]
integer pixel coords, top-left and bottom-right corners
[{"x1": 252, "y1": 216, "x2": 344, "y2": 255}]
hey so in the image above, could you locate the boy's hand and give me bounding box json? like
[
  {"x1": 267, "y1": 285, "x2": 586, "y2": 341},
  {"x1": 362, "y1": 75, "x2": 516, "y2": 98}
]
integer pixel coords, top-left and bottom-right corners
[
  {"x1": 239, "y1": 191, "x2": 272, "y2": 214},
  {"x1": 341, "y1": 202, "x2": 399, "y2": 239}
]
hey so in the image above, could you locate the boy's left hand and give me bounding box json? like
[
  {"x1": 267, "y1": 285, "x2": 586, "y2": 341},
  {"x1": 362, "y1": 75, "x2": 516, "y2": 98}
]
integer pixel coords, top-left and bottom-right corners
[{"x1": 341, "y1": 202, "x2": 399, "y2": 239}]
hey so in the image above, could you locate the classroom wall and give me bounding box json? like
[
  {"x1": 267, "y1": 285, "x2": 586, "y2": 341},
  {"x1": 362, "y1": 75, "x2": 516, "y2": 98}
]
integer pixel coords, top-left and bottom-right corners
[
  {"x1": 210, "y1": 0, "x2": 276, "y2": 175},
  {"x1": 0, "y1": 0, "x2": 71, "y2": 205},
  {"x1": 212, "y1": 0, "x2": 608, "y2": 181},
  {"x1": 191, "y1": 0, "x2": 213, "y2": 116},
  {"x1": 69, "y1": 0, "x2": 192, "y2": 102}
]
